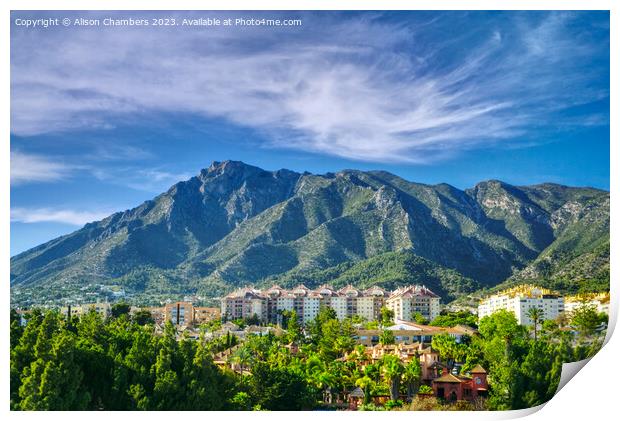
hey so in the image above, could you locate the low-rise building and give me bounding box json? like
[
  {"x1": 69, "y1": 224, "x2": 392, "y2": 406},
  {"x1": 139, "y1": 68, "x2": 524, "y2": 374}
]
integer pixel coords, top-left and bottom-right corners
[
  {"x1": 356, "y1": 320, "x2": 475, "y2": 346},
  {"x1": 478, "y1": 284, "x2": 564, "y2": 326},
  {"x1": 61, "y1": 302, "x2": 111, "y2": 319},
  {"x1": 193, "y1": 307, "x2": 220, "y2": 325},
  {"x1": 431, "y1": 364, "x2": 488, "y2": 402}
]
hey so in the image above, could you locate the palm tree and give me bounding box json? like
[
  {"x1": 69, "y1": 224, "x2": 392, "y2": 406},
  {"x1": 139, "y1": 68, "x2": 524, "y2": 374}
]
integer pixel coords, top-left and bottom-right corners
[
  {"x1": 381, "y1": 355, "x2": 404, "y2": 401},
  {"x1": 230, "y1": 346, "x2": 252, "y2": 376},
  {"x1": 402, "y1": 357, "x2": 422, "y2": 401},
  {"x1": 527, "y1": 307, "x2": 544, "y2": 341}
]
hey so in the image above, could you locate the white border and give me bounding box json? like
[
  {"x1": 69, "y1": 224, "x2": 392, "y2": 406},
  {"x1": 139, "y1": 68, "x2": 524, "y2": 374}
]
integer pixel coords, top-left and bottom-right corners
[{"x1": 2, "y1": 1, "x2": 616, "y2": 420}]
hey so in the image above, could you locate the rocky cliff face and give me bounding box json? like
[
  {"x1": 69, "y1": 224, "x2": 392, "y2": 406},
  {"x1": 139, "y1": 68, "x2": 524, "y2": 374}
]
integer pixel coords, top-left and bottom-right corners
[{"x1": 10, "y1": 161, "x2": 609, "y2": 304}]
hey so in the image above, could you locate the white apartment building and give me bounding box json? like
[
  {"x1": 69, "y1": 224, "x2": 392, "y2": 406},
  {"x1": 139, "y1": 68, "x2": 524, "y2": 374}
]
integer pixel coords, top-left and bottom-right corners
[
  {"x1": 386, "y1": 285, "x2": 441, "y2": 322},
  {"x1": 221, "y1": 284, "x2": 441, "y2": 325},
  {"x1": 564, "y1": 292, "x2": 610, "y2": 315},
  {"x1": 478, "y1": 284, "x2": 565, "y2": 326},
  {"x1": 357, "y1": 286, "x2": 388, "y2": 322}
]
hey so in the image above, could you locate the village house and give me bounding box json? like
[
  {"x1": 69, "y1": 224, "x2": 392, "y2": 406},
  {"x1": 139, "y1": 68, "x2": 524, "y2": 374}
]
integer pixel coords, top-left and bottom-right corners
[{"x1": 431, "y1": 364, "x2": 488, "y2": 402}]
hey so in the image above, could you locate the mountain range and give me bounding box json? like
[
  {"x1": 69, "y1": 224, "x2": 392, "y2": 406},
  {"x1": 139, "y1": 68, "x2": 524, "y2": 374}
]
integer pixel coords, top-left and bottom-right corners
[{"x1": 10, "y1": 160, "x2": 610, "y2": 306}]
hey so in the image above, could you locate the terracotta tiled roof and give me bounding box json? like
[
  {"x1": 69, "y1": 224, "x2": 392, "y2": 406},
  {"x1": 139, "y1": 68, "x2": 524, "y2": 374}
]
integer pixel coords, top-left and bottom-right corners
[
  {"x1": 363, "y1": 285, "x2": 387, "y2": 297},
  {"x1": 225, "y1": 287, "x2": 264, "y2": 299},
  {"x1": 388, "y1": 285, "x2": 439, "y2": 299},
  {"x1": 315, "y1": 285, "x2": 340, "y2": 297},
  {"x1": 433, "y1": 372, "x2": 466, "y2": 383},
  {"x1": 338, "y1": 285, "x2": 361, "y2": 296},
  {"x1": 470, "y1": 364, "x2": 487, "y2": 374}
]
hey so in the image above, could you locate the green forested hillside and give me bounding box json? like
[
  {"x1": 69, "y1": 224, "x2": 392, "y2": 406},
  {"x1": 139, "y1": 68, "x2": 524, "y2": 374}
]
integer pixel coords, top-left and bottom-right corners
[{"x1": 263, "y1": 250, "x2": 480, "y2": 301}]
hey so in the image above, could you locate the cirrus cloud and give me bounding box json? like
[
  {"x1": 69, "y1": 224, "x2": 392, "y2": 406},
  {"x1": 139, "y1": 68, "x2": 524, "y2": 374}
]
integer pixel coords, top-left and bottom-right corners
[
  {"x1": 10, "y1": 151, "x2": 76, "y2": 185},
  {"x1": 10, "y1": 207, "x2": 112, "y2": 226},
  {"x1": 10, "y1": 11, "x2": 609, "y2": 164}
]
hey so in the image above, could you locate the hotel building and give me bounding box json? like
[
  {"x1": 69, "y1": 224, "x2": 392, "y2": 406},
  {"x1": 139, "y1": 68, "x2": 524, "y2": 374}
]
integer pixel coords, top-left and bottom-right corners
[
  {"x1": 477, "y1": 284, "x2": 564, "y2": 326},
  {"x1": 220, "y1": 284, "x2": 441, "y2": 325},
  {"x1": 564, "y1": 292, "x2": 610, "y2": 315},
  {"x1": 386, "y1": 285, "x2": 441, "y2": 322}
]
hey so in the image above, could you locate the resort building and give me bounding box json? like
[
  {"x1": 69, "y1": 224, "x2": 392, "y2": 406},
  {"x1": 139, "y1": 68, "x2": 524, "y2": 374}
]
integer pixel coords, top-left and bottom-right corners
[
  {"x1": 221, "y1": 284, "x2": 442, "y2": 325},
  {"x1": 220, "y1": 287, "x2": 267, "y2": 321},
  {"x1": 477, "y1": 284, "x2": 564, "y2": 326},
  {"x1": 61, "y1": 302, "x2": 111, "y2": 319},
  {"x1": 564, "y1": 292, "x2": 610, "y2": 315},
  {"x1": 385, "y1": 285, "x2": 441, "y2": 322},
  {"x1": 356, "y1": 320, "x2": 476, "y2": 346},
  {"x1": 164, "y1": 301, "x2": 195, "y2": 326},
  {"x1": 193, "y1": 306, "x2": 221, "y2": 324},
  {"x1": 357, "y1": 286, "x2": 388, "y2": 321},
  {"x1": 130, "y1": 306, "x2": 166, "y2": 324},
  {"x1": 431, "y1": 364, "x2": 488, "y2": 402}
]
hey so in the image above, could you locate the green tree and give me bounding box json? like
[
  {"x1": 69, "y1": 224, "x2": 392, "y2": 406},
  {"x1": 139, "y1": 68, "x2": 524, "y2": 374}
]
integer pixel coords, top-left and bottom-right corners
[
  {"x1": 412, "y1": 312, "x2": 428, "y2": 325},
  {"x1": 478, "y1": 310, "x2": 528, "y2": 410},
  {"x1": 132, "y1": 309, "x2": 154, "y2": 326},
  {"x1": 381, "y1": 354, "x2": 404, "y2": 401},
  {"x1": 379, "y1": 329, "x2": 395, "y2": 345},
  {"x1": 430, "y1": 311, "x2": 478, "y2": 328},
  {"x1": 355, "y1": 375, "x2": 375, "y2": 405},
  {"x1": 285, "y1": 310, "x2": 302, "y2": 343},
  {"x1": 571, "y1": 304, "x2": 600, "y2": 338},
  {"x1": 402, "y1": 357, "x2": 422, "y2": 400},
  {"x1": 19, "y1": 331, "x2": 90, "y2": 410},
  {"x1": 431, "y1": 334, "x2": 468, "y2": 369},
  {"x1": 526, "y1": 307, "x2": 544, "y2": 341},
  {"x1": 250, "y1": 361, "x2": 313, "y2": 410},
  {"x1": 111, "y1": 302, "x2": 131, "y2": 318},
  {"x1": 231, "y1": 391, "x2": 253, "y2": 410},
  {"x1": 380, "y1": 307, "x2": 394, "y2": 327}
]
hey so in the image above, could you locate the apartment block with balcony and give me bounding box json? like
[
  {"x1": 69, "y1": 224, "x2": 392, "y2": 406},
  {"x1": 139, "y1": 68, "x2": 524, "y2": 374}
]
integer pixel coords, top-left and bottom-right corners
[
  {"x1": 61, "y1": 302, "x2": 111, "y2": 319},
  {"x1": 221, "y1": 284, "x2": 442, "y2": 325},
  {"x1": 564, "y1": 292, "x2": 610, "y2": 315},
  {"x1": 386, "y1": 285, "x2": 441, "y2": 322},
  {"x1": 477, "y1": 284, "x2": 565, "y2": 326},
  {"x1": 220, "y1": 287, "x2": 266, "y2": 321}
]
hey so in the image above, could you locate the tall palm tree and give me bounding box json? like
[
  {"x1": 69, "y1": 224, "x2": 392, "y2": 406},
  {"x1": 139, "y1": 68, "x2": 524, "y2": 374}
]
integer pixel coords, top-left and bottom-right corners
[
  {"x1": 402, "y1": 357, "x2": 422, "y2": 401},
  {"x1": 230, "y1": 346, "x2": 252, "y2": 377},
  {"x1": 527, "y1": 307, "x2": 544, "y2": 341},
  {"x1": 381, "y1": 355, "x2": 404, "y2": 401}
]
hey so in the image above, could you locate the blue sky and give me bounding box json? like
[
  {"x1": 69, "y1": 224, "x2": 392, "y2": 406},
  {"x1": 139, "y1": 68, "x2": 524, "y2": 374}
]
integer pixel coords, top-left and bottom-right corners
[{"x1": 10, "y1": 11, "x2": 610, "y2": 256}]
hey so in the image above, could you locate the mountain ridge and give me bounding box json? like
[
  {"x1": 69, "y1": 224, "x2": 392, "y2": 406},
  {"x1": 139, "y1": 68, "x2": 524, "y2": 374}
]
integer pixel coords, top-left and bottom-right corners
[{"x1": 10, "y1": 160, "x2": 610, "y2": 306}]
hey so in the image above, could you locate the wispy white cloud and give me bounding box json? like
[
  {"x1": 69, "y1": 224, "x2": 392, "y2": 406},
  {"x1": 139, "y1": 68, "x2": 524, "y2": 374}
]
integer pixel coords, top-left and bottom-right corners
[
  {"x1": 11, "y1": 207, "x2": 111, "y2": 226},
  {"x1": 10, "y1": 11, "x2": 608, "y2": 164},
  {"x1": 10, "y1": 151, "x2": 75, "y2": 185},
  {"x1": 92, "y1": 167, "x2": 193, "y2": 192}
]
